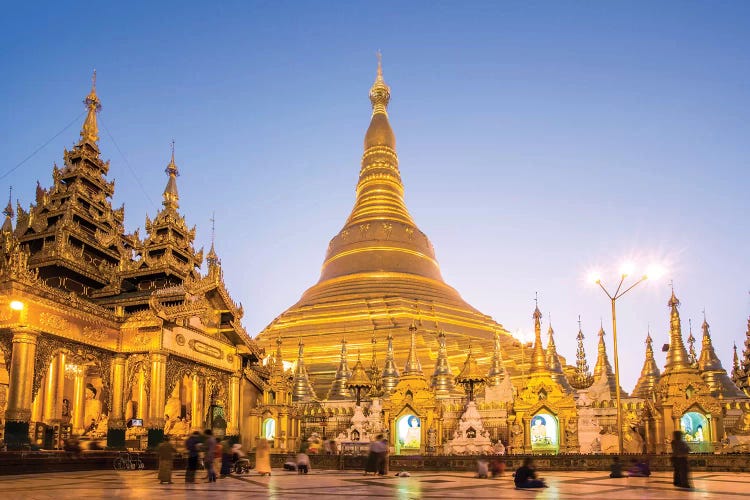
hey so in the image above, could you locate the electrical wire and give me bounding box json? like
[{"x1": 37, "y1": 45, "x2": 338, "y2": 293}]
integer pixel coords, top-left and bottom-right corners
[{"x1": 0, "y1": 110, "x2": 86, "y2": 181}]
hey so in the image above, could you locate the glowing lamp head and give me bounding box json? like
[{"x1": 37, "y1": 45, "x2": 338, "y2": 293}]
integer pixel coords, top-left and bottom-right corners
[
  {"x1": 619, "y1": 261, "x2": 635, "y2": 277},
  {"x1": 587, "y1": 271, "x2": 602, "y2": 284},
  {"x1": 9, "y1": 300, "x2": 25, "y2": 311}
]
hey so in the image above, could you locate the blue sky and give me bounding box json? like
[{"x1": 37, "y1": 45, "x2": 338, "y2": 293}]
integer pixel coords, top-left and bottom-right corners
[{"x1": 1, "y1": 1, "x2": 749, "y2": 390}]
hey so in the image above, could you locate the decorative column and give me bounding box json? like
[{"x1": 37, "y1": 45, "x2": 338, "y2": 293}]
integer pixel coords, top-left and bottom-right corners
[
  {"x1": 654, "y1": 415, "x2": 664, "y2": 454},
  {"x1": 5, "y1": 328, "x2": 38, "y2": 449},
  {"x1": 31, "y1": 371, "x2": 45, "y2": 423},
  {"x1": 43, "y1": 351, "x2": 65, "y2": 423},
  {"x1": 71, "y1": 369, "x2": 86, "y2": 435},
  {"x1": 147, "y1": 351, "x2": 167, "y2": 448},
  {"x1": 107, "y1": 354, "x2": 126, "y2": 448},
  {"x1": 227, "y1": 372, "x2": 241, "y2": 436},
  {"x1": 191, "y1": 373, "x2": 203, "y2": 431},
  {"x1": 522, "y1": 416, "x2": 532, "y2": 453},
  {"x1": 559, "y1": 416, "x2": 567, "y2": 451}
]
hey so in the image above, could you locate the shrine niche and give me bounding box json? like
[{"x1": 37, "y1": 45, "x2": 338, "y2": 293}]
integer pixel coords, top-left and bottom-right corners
[{"x1": 530, "y1": 412, "x2": 559, "y2": 453}]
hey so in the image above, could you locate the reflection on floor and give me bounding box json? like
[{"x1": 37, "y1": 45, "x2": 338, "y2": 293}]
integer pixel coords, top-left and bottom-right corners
[{"x1": 1, "y1": 468, "x2": 748, "y2": 498}]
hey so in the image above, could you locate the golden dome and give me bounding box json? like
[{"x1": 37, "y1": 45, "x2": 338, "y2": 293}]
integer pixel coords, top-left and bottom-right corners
[{"x1": 257, "y1": 57, "x2": 519, "y2": 393}]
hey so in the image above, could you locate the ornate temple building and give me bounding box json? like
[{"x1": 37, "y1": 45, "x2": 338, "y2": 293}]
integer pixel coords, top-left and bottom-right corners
[
  {"x1": 2, "y1": 63, "x2": 749, "y2": 457},
  {"x1": 0, "y1": 75, "x2": 267, "y2": 451}
]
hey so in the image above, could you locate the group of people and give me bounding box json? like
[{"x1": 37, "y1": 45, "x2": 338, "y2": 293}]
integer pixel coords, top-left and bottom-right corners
[{"x1": 156, "y1": 430, "x2": 251, "y2": 484}]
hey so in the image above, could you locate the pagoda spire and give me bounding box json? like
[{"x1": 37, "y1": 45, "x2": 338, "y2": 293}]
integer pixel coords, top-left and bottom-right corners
[
  {"x1": 697, "y1": 313, "x2": 745, "y2": 397},
  {"x1": 593, "y1": 322, "x2": 618, "y2": 394},
  {"x1": 740, "y1": 316, "x2": 750, "y2": 392},
  {"x1": 732, "y1": 342, "x2": 743, "y2": 385},
  {"x1": 317, "y1": 53, "x2": 443, "y2": 284},
  {"x1": 687, "y1": 319, "x2": 697, "y2": 367},
  {"x1": 546, "y1": 320, "x2": 574, "y2": 392},
  {"x1": 663, "y1": 288, "x2": 692, "y2": 373},
  {"x1": 1, "y1": 187, "x2": 13, "y2": 233},
  {"x1": 381, "y1": 332, "x2": 400, "y2": 394},
  {"x1": 292, "y1": 339, "x2": 317, "y2": 402},
  {"x1": 163, "y1": 140, "x2": 180, "y2": 210},
  {"x1": 368, "y1": 331, "x2": 382, "y2": 396},
  {"x1": 530, "y1": 296, "x2": 548, "y2": 373},
  {"x1": 431, "y1": 330, "x2": 455, "y2": 396},
  {"x1": 487, "y1": 329, "x2": 506, "y2": 386},
  {"x1": 327, "y1": 338, "x2": 353, "y2": 400},
  {"x1": 269, "y1": 336, "x2": 287, "y2": 385},
  {"x1": 403, "y1": 321, "x2": 424, "y2": 376},
  {"x1": 632, "y1": 330, "x2": 661, "y2": 399},
  {"x1": 572, "y1": 316, "x2": 593, "y2": 389},
  {"x1": 79, "y1": 69, "x2": 101, "y2": 145}
]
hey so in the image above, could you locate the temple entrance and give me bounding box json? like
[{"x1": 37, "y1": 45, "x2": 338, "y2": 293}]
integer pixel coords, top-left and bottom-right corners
[
  {"x1": 530, "y1": 413, "x2": 559, "y2": 453},
  {"x1": 681, "y1": 412, "x2": 709, "y2": 451},
  {"x1": 396, "y1": 414, "x2": 421, "y2": 454}
]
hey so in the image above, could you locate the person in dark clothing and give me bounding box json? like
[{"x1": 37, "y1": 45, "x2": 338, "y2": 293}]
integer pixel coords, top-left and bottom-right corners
[
  {"x1": 609, "y1": 456, "x2": 625, "y2": 478},
  {"x1": 671, "y1": 430, "x2": 691, "y2": 489},
  {"x1": 513, "y1": 457, "x2": 547, "y2": 489},
  {"x1": 184, "y1": 431, "x2": 202, "y2": 483}
]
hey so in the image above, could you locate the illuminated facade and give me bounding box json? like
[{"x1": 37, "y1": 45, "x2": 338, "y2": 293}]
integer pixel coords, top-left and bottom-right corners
[{"x1": 2, "y1": 63, "x2": 750, "y2": 457}]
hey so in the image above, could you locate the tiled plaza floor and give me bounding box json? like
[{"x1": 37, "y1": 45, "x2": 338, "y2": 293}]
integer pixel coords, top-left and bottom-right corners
[{"x1": 0, "y1": 468, "x2": 746, "y2": 498}]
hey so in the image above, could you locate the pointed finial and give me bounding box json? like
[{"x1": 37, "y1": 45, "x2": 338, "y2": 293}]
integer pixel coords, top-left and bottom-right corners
[
  {"x1": 369, "y1": 51, "x2": 391, "y2": 115},
  {"x1": 162, "y1": 141, "x2": 180, "y2": 209},
  {"x1": 3, "y1": 186, "x2": 13, "y2": 218},
  {"x1": 577, "y1": 314, "x2": 582, "y2": 331},
  {"x1": 210, "y1": 211, "x2": 216, "y2": 246},
  {"x1": 79, "y1": 70, "x2": 102, "y2": 144}
]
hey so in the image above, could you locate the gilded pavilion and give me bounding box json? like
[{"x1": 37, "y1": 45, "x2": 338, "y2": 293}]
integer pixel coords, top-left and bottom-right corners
[
  {"x1": 2, "y1": 62, "x2": 750, "y2": 456},
  {"x1": 0, "y1": 75, "x2": 270, "y2": 451}
]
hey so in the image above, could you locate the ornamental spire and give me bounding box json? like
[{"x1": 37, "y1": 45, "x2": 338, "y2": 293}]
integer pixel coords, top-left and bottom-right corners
[
  {"x1": 327, "y1": 338, "x2": 353, "y2": 400},
  {"x1": 431, "y1": 330, "x2": 455, "y2": 396},
  {"x1": 403, "y1": 321, "x2": 424, "y2": 376},
  {"x1": 369, "y1": 50, "x2": 391, "y2": 116},
  {"x1": 79, "y1": 69, "x2": 101, "y2": 145},
  {"x1": 163, "y1": 140, "x2": 180, "y2": 210},
  {"x1": 381, "y1": 332, "x2": 400, "y2": 394},
  {"x1": 546, "y1": 320, "x2": 574, "y2": 393},
  {"x1": 687, "y1": 319, "x2": 697, "y2": 367},
  {"x1": 732, "y1": 343, "x2": 742, "y2": 385},
  {"x1": 632, "y1": 329, "x2": 661, "y2": 399},
  {"x1": 663, "y1": 287, "x2": 692, "y2": 373},
  {"x1": 697, "y1": 313, "x2": 745, "y2": 397},
  {"x1": 2, "y1": 186, "x2": 13, "y2": 233},
  {"x1": 487, "y1": 329, "x2": 506, "y2": 386},
  {"x1": 530, "y1": 295, "x2": 548, "y2": 373},
  {"x1": 368, "y1": 331, "x2": 382, "y2": 396},
  {"x1": 593, "y1": 323, "x2": 618, "y2": 394},
  {"x1": 572, "y1": 316, "x2": 593, "y2": 389},
  {"x1": 292, "y1": 339, "x2": 318, "y2": 402}
]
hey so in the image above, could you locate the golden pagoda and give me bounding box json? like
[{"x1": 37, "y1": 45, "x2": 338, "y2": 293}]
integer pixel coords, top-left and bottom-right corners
[{"x1": 256, "y1": 57, "x2": 519, "y2": 392}]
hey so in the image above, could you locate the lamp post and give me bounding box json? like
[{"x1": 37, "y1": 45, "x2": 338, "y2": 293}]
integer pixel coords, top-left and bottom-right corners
[{"x1": 591, "y1": 265, "x2": 652, "y2": 454}]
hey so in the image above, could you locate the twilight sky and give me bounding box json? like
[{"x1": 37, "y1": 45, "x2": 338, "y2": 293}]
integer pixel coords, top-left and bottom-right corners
[{"x1": 1, "y1": 1, "x2": 748, "y2": 391}]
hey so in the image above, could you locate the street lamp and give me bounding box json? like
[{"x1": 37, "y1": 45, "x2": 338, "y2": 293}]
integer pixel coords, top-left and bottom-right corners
[{"x1": 590, "y1": 262, "x2": 663, "y2": 454}]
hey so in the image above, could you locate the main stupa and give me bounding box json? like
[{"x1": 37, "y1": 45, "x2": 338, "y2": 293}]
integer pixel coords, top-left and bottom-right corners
[{"x1": 256, "y1": 58, "x2": 525, "y2": 393}]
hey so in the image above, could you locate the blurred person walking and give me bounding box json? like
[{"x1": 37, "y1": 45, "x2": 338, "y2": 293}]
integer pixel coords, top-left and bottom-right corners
[
  {"x1": 256, "y1": 438, "x2": 272, "y2": 476},
  {"x1": 671, "y1": 430, "x2": 692, "y2": 489},
  {"x1": 157, "y1": 437, "x2": 176, "y2": 484},
  {"x1": 204, "y1": 429, "x2": 217, "y2": 482},
  {"x1": 184, "y1": 431, "x2": 202, "y2": 483}
]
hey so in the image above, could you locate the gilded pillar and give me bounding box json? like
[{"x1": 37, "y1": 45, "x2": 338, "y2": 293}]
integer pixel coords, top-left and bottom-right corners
[
  {"x1": 43, "y1": 352, "x2": 65, "y2": 422},
  {"x1": 522, "y1": 416, "x2": 531, "y2": 452},
  {"x1": 71, "y1": 370, "x2": 86, "y2": 434},
  {"x1": 559, "y1": 416, "x2": 567, "y2": 450},
  {"x1": 5, "y1": 329, "x2": 38, "y2": 422},
  {"x1": 191, "y1": 373, "x2": 203, "y2": 431},
  {"x1": 227, "y1": 373, "x2": 240, "y2": 436},
  {"x1": 31, "y1": 372, "x2": 45, "y2": 423},
  {"x1": 147, "y1": 352, "x2": 167, "y2": 429},
  {"x1": 109, "y1": 355, "x2": 126, "y2": 428},
  {"x1": 136, "y1": 369, "x2": 147, "y2": 420}
]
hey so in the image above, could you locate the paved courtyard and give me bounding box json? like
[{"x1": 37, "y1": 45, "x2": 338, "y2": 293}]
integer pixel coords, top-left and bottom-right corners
[{"x1": 1, "y1": 468, "x2": 748, "y2": 498}]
